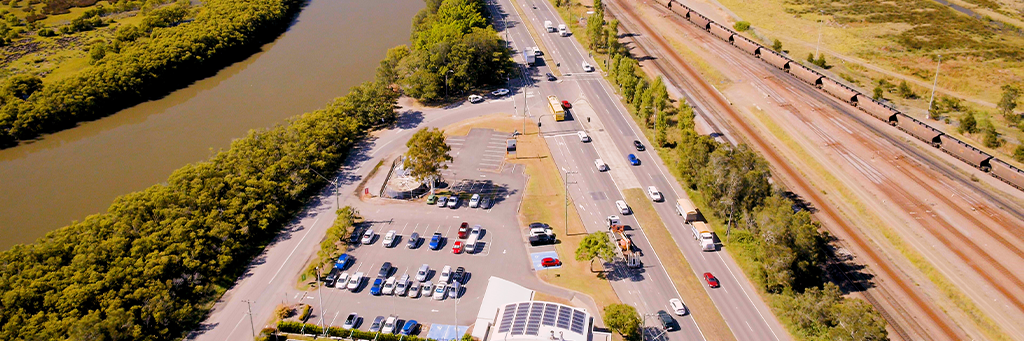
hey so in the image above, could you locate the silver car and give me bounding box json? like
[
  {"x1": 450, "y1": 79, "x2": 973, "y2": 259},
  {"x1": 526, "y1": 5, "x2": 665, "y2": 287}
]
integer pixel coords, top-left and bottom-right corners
[
  {"x1": 360, "y1": 229, "x2": 375, "y2": 245},
  {"x1": 446, "y1": 196, "x2": 459, "y2": 208},
  {"x1": 416, "y1": 264, "x2": 429, "y2": 282}
]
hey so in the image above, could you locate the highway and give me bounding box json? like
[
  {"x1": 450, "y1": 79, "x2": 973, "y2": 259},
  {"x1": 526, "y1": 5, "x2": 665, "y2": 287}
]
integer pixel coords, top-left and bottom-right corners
[{"x1": 489, "y1": 0, "x2": 790, "y2": 339}]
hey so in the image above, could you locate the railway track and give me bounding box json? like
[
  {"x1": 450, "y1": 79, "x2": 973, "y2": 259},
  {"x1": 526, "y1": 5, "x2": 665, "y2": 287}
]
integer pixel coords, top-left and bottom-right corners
[{"x1": 603, "y1": 0, "x2": 965, "y2": 339}]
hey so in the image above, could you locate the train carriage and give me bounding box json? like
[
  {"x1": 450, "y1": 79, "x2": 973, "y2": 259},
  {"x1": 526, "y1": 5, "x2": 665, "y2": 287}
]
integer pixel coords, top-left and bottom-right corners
[
  {"x1": 822, "y1": 78, "x2": 858, "y2": 105},
  {"x1": 789, "y1": 64, "x2": 823, "y2": 88},
  {"x1": 709, "y1": 23, "x2": 733, "y2": 41},
  {"x1": 939, "y1": 135, "x2": 992, "y2": 171},
  {"x1": 990, "y1": 159, "x2": 1024, "y2": 190}
]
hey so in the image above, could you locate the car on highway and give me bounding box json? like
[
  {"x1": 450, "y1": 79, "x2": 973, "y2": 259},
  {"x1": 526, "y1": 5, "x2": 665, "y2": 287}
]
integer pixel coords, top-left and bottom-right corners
[
  {"x1": 533, "y1": 47, "x2": 541, "y2": 56},
  {"x1": 416, "y1": 264, "x2": 429, "y2": 281},
  {"x1": 581, "y1": 61, "x2": 594, "y2": 72},
  {"x1": 433, "y1": 282, "x2": 448, "y2": 300},
  {"x1": 647, "y1": 186, "x2": 663, "y2": 202},
  {"x1": 541, "y1": 257, "x2": 561, "y2": 267},
  {"x1": 426, "y1": 194, "x2": 437, "y2": 205},
  {"x1": 448, "y1": 281, "x2": 461, "y2": 299},
  {"x1": 382, "y1": 316, "x2": 398, "y2": 334},
  {"x1": 439, "y1": 265, "x2": 452, "y2": 284},
  {"x1": 447, "y1": 196, "x2": 459, "y2": 208},
  {"x1": 343, "y1": 312, "x2": 358, "y2": 329},
  {"x1": 452, "y1": 241, "x2": 464, "y2": 254},
  {"x1": 615, "y1": 200, "x2": 631, "y2": 215},
  {"x1": 561, "y1": 100, "x2": 572, "y2": 109},
  {"x1": 703, "y1": 272, "x2": 720, "y2": 288},
  {"x1": 577, "y1": 131, "x2": 590, "y2": 142},
  {"x1": 347, "y1": 272, "x2": 363, "y2": 291},
  {"x1": 546, "y1": 73, "x2": 556, "y2": 81},
  {"x1": 369, "y1": 315, "x2": 385, "y2": 332},
  {"x1": 595, "y1": 159, "x2": 608, "y2": 171},
  {"x1": 453, "y1": 266, "x2": 466, "y2": 284},
  {"x1": 468, "y1": 94, "x2": 483, "y2": 103},
  {"x1": 429, "y1": 233, "x2": 443, "y2": 250},
  {"x1": 400, "y1": 320, "x2": 419, "y2": 336},
  {"x1": 370, "y1": 277, "x2": 384, "y2": 296},
  {"x1": 469, "y1": 194, "x2": 481, "y2": 208},
  {"x1": 407, "y1": 232, "x2": 420, "y2": 248},
  {"x1": 361, "y1": 228, "x2": 375, "y2": 245},
  {"x1": 409, "y1": 283, "x2": 421, "y2": 298},
  {"x1": 378, "y1": 262, "x2": 393, "y2": 278},
  {"x1": 383, "y1": 230, "x2": 397, "y2": 248},
  {"x1": 657, "y1": 310, "x2": 676, "y2": 331},
  {"x1": 395, "y1": 274, "x2": 410, "y2": 295},
  {"x1": 633, "y1": 140, "x2": 645, "y2": 151},
  {"x1": 436, "y1": 195, "x2": 448, "y2": 207},
  {"x1": 491, "y1": 88, "x2": 510, "y2": 97},
  {"x1": 628, "y1": 154, "x2": 640, "y2": 165},
  {"x1": 382, "y1": 276, "x2": 397, "y2": 295},
  {"x1": 459, "y1": 222, "x2": 469, "y2": 238},
  {"x1": 669, "y1": 298, "x2": 687, "y2": 316},
  {"x1": 481, "y1": 196, "x2": 492, "y2": 209}
]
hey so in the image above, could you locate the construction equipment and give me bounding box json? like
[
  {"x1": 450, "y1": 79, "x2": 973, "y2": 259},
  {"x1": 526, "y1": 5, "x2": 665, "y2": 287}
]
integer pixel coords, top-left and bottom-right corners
[{"x1": 608, "y1": 218, "x2": 641, "y2": 268}]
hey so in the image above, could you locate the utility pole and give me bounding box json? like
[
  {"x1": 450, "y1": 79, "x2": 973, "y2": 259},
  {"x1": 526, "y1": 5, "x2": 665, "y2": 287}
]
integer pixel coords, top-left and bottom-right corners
[
  {"x1": 815, "y1": 11, "x2": 825, "y2": 57},
  {"x1": 243, "y1": 300, "x2": 256, "y2": 340},
  {"x1": 563, "y1": 170, "x2": 577, "y2": 235},
  {"x1": 927, "y1": 55, "x2": 942, "y2": 120},
  {"x1": 315, "y1": 267, "x2": 325, "y2": 333},
  {"x1": 308, "y1": 168, "x2": 339, "y2": 210}
]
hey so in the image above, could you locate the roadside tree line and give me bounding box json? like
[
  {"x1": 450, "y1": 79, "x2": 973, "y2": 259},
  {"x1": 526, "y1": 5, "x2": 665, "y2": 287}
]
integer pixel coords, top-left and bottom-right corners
[{"x1": 586, "y1": 8, "x2": 888, "y2": 341}]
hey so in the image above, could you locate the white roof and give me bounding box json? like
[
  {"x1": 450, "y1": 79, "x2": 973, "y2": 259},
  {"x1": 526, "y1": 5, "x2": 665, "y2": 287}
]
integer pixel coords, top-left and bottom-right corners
[{"x1": 472, "y1": 277, "x2": 535, "y2": 340}]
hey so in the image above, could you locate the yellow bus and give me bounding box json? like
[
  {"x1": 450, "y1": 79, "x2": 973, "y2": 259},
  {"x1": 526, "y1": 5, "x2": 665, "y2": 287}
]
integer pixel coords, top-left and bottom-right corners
[{"x1": 548, "y1": 95, "x2": 565, "y2": 121}]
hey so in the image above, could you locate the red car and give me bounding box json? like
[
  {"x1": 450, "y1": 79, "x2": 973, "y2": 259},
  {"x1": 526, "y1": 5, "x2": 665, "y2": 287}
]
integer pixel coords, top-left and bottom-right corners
[
  {"x1": 452, "y1": 241, "x2": 464, "y2": 254},
  {"x1": 561, "y1": 100, "x2": 572, "y2": 109},
  {"x1": 458, "y1": 222, "x2": 469, "y2": 239},
  {"x1": 703, "y1": 272, "x2": 720, "y2": 288},
  {"x1": 541, "y1": 257, "x2": 561, "y2": 267}
]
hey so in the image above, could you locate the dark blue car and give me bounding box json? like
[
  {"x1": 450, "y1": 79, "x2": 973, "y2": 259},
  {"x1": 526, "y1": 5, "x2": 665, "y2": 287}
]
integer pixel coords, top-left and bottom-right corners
[
  {"x1": 628, "y1": 154, "x2": 640, "y2": 165},
  {"x1": 334, "y1": 253, "x2": 351, "y2": 270},
  {"x1": 370, "y1": 277, "x2": 384, "y2": 296},
  {"x1": 429, "y1": 232, "x2": 443, "y2": 250},
  {"x1": 400, "y1": 320, "x2": 419, "y2": 335}
]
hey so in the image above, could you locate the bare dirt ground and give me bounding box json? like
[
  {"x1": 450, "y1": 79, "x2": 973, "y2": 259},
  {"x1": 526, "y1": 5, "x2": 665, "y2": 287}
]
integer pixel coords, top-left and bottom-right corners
[{"x1": 611, "y1": 1, "x2": 1024, "y2": 340}]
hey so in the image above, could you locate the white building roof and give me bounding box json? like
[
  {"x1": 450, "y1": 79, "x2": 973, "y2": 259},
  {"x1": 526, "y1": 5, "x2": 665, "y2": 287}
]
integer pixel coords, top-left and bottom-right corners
[{"x1": 472, "y1": 277, "x2": 536, "y2": 340}]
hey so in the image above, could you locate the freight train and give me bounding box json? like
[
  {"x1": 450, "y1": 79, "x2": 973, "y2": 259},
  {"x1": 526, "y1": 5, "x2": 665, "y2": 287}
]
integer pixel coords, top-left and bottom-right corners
[{"x1": 660, "y1": 0, "x2": 1024, "y2": 191}]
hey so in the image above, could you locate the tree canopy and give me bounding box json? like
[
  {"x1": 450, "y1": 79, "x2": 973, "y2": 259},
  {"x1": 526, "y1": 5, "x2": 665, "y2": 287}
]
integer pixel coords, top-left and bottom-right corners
[
  {"x1": 403, "y1": 127, "x2": 453, "y2": 183},
  {"x1": 603, "y1": 304, "x2": 641, "y2": 341},
  {"x1": 575, "y1": 232, "x2": 615, "y2": 272}
]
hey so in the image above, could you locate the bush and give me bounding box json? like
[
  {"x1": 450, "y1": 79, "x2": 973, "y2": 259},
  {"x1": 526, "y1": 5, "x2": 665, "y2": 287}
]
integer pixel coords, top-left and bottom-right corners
[
  {"x1": 274, "y1": 304, "x2": 293, "y2": 319},
  {"x1": 36, "y1": 27, "x2": 55, "y2": 36},
  {"x1": 897, "y1": 80, "x2": 916, "y2": 99},
  {"x1": 299, "y1": 304, "x2": 312, "y2": 321},
  {"x1": 772, "y1": 38, "x2": 782, "y2": 51},
  {"x1": 1013, "y1": 145, "x2": 1024, "y2": 162},
  {"x1": 733, "y1": 21, "x2": 750, "y2": 31},
  {"x1": 959, "y1": 112, "x2": 979, "y2": 134}
]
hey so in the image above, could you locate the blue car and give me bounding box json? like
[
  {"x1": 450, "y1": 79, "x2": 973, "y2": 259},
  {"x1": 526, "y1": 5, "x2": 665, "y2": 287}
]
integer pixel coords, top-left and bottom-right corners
[
  {"x1": 334, "y1": 253, "x2": 351, "y2": 270},
  {"x1": 429, "y1": 232, "x2": 443, "y2": 250},
  {"x1": 370, "y1": 277, "x2": 384, "y2": 296},
  {"x1": 628, "y1": 154, "x2": 640, "y2": 165},
  {"x1": 400, "y1": 320, "x2": 419, "y2": 335}
]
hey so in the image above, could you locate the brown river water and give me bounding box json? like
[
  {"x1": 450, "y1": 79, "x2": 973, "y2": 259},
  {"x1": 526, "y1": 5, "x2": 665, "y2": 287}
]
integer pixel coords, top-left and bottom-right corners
[{"x1": 0, "y1": 0, "x2": 423, "y2": 250}]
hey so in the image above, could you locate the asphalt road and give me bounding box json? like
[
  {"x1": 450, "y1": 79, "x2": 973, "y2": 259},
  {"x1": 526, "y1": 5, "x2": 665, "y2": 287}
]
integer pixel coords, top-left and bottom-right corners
[{"x1": 488, "y1": 0, "x2": 790, "y2": 339}]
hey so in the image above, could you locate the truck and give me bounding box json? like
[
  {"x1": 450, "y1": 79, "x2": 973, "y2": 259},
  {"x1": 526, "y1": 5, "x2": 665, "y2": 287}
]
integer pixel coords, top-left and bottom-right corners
[
  {"x1": 676, "y1": 199, "x2": 714, "y2": 251},
  {"x1": 558, "y1": 24, "x2": 569, "y2": 37},
  {"x1": 524, "y1": 48, "x2": 536, "y2": 66},
  {"x1": 608, "y1": 217, "x2": 641, "y2": 268},
  {"x1": 545, "y1": 20, "x2": 555, "y2": 32}
]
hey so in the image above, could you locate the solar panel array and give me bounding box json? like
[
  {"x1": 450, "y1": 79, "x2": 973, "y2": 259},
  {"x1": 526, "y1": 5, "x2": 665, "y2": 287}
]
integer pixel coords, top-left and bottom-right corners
[{"x1": 496, "y1": 302, "x2": 590, "y2": 338}]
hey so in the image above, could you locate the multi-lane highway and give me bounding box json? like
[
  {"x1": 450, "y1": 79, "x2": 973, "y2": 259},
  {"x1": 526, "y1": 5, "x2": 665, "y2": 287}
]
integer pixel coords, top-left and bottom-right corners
[{"x1": 488, "y1": 0, "x2": 790, "y2": 339}]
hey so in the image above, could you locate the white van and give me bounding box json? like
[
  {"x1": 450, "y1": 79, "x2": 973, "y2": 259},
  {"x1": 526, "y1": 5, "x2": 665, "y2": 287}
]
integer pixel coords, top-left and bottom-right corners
[
  {"x1": 545, "y1": 20, "x2": 554, "y2": 32},
  {"x1": 577, "y1": 131, "x2": 590, "y2": 142},
  {"x1": 615, "y1": 200, "x2": 630, "y2": 215},
  {"x1": 558, "y1": 24, "x2": 569, "y2": 36},
  {"x1": 466, "y1": 225, "x2": 482, "y2": 253},
  {"x1": 595, "y1": 159, "x2": 608, "y2": 171}
]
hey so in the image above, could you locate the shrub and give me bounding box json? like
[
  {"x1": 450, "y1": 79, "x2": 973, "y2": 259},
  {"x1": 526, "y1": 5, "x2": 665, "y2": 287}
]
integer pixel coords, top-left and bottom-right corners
[
  {"x1": 959, "y1": 112, "x2": 979, "y2": 134},
  {"x1": 36, "y1": 27, "x2": 55, "y2": 36},
  {"x1": 274, "y1": 304, "x2": 293, "y2": 319},
  {"x1": 1013, "y1": 145, "x2": 1024, "y2": 162},
  {"x1": 897, "y1": 80, "x2": 916, "y2": 99},
  {"x1": 733, "y1": 21, "x2": 750, "y2": 31},
  {"x1": 299, "y1": 304, "x2": 312, "y2": 321},
  {"x1": 772, "y1": 38, "x2": 782, "y2": 51}
]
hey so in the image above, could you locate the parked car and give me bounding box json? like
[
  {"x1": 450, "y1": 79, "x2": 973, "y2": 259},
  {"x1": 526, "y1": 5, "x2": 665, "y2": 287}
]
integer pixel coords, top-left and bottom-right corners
[
  {"x1": 669, "y1": 298, "x2": 687, "y2": 316},
  {"x1": 361, "y1": 229, "x2": 375, "y2": 245},
  {"x1": 378, "y1": 262, "x2": 393, "y2": 278},
  {"x1": 633, "y1": 140, "x2": 645, "y2": 151},
  {"x1": 439, "y1": 265, "x2": 452, "y2": 284},
  {"x1": 407, "y1": 232, "x2": 420, "y2": 248},
  {"x1": 480, "y1": 196, "x2": 492, "y2": 209},
  {"x1": 370, "y1": 278, "x2": 384, "y2": 296},
  {"x1": 336, "y1": 273, "x2": 350, "y2": 289},
  {"x1": 429, "y1": 233, "x2": 443, "y2": 250},
  {"x1": 471, "y1": 225, "x2": 481, "y2": 237},
  {"x1": 400, "y1": 320, "x2": 419, "y2": 336},
  {"x1": 382, "y1": 316, "x2": 398, "y2": 334},
  {"x1": 436, "y1": 195, "x2": 448, "y2": 207},
  {"x1": 447, "y1": 196, "x2": 459, "y2": 208},
  {"x1": 453, "y1": 266, "x2": 466, "y2": 284},
  {"x1": 468, "y1": 94, "x2": 484, "y2": 103},
  {"x1": 347, "y1": 272, "x2": 364, "y2": 291},
  {"x1": 628, "y1": 154, "x2": 640, "y2": 165},
  {"x1": 541, "y1": 257, "x2": 561, "y2": 267},
  {"x1": 561, "y1": 100, "x2": 572, "y2": 109},
  {"x1": 577, "y1": 131, "x2": 590, "y2": 142},
  {"x1": 657, "y1": 310, "x2": 676, "y2": 331},
  {"x1": 491, "y1": 88, "x2": 510, "y2": 97},
  {"x1": 409, "y1": 283, "x2": 421, "y2": 298},
  {"x1": 529, "y1": 234, "x2": 555, "y2": 246},
  {"x1": 452, "y1": 241, "x2": 464, "y2": 254},
  {"x1": 433, "y1": 282, "x2": 448, "y2": 300},
  {"x1": 395, "y1": 274, "x2": 410, "y2": 296},
  {"x1": 615, "y1": 200, "x2": 631, "y2": 215},
  {"x1": 448, "y1": 281, "x2": 461, "y2": 299},
  {"x1": 416, "y1": 264, "x2": 430, "y2": 282},
  {"x1": 343, "y1": 312, "x2": 359, "y2": 329},
  {"x1": 546, "y1": 73, "x2": 557, "y2": 81},
  {"x1": 383, "y1": 230, "x2": 397, "y2": 247},
  {"x1": 382, "y1": 276, "x2": 397, "y2": 295},
  {"x1": 426, "y1": 194, "x2": 437, "y2": 205},
  {"x1": 469, "y1": 194, "x2": 481, "y2": 208},
  {"x1": 421, "y1": 281, "x2": 433, "y2": 296},
  {"x1": 335, "y1": 253, "x2": 351, "y2": 270},
  {"x1": 703, "y1": 272, "x2": 720, "y2": 288},
  {"x1": 369, "y1": 316, "x2": 385, "y2": 332},
  {"x1": 647, "y1": 186, "x2": 663, "y2": 202},
  {"x1": 458, "y1": 222, "x2": 469, "y2": 239},
  {"x1": 324, "y1": 268, "x2": 342, "y2": 287}
]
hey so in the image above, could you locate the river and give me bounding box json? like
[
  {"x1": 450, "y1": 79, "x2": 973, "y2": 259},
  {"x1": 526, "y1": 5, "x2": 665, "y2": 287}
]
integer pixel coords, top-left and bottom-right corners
[{"x1": 0, "y1": 0, "x2": 424, "y2": 250}]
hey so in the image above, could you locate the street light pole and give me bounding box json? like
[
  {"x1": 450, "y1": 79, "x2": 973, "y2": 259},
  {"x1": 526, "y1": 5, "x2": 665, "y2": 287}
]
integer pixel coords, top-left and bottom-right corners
[
  {"x1": 927, "y1": 55, "x2": 942, "y2": 120},
  {"x1": 564, "y1": 170, "x2": 577, "y2": 235},
  {"x1": 815, "y1": 10, "x2": 824, "y2": 57},
  {"x1": 243, "y1": 300, "x2": 256, "y2": 340},
  {"x1": 308, "y1": 168, "x2": 339, "y2": 210},
  {"x1": 315, "y1": 267, "x2": 325, "y2": 333}
]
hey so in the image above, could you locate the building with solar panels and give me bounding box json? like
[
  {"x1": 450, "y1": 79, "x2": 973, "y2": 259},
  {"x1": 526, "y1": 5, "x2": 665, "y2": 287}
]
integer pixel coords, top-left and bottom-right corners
[{"x1": 471, "y1": 277, "x2": 606, "y2": 341}]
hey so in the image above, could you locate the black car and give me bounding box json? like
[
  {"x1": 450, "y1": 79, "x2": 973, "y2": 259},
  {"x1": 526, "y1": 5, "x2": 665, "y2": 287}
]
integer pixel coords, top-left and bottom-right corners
[
  {"x1": 546, "y1": 73, "x2": 556, "y2": 81},
  {"x1": 378, "y1": 262, "x2": 393, "y2": 278},
  {"x1": 324, "y1": 268, "x2": 342, "y2": 287},
  {"x1": 657, "y1": 310, "x2": 676, "y2": 331},
  {"x1": 453, "y1": 266, "x2": 466, "y2": 284},
  {"x1": 529, "y1": 234, "x2": 554, "y2": 246},
  {"x1": 633, "y1": 140, "x2": 645, "y2": 151}
]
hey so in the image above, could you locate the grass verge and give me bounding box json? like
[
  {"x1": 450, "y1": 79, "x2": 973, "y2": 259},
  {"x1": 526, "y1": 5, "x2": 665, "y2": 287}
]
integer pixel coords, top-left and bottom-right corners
[{"x1": 622, "y1": 188, "x2": 736, "y2": 341}]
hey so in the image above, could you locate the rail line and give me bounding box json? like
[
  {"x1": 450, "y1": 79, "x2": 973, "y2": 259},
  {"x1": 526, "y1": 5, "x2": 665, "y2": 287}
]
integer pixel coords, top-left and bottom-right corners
[{"x1": 603, "y1": 0, "x2": 964, "y2": 339}]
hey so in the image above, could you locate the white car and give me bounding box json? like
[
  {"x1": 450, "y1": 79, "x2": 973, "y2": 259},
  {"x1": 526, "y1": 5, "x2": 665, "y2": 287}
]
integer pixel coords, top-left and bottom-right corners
[
  {"x1": 533, "y1": 47, "x2": 541, "y2": 56},
  {"x1": 615, "y1": 200, "x2": 630, "y2": 215},
  {"x1": 395, "y1": 274, "x2": 410, "y2": 296},
  {"x1": 416, "y1": 264, "x2": 429, "y2": 282},
  {"x1": 409, "y1": 283, "x2": 421, "y2": 298},
  {"x1": 337, "y1": 273, "x2": 350, "y2": 289},
  {"x1": 433, "y1": 282, "x2": 448, "y2": 300},
  {"x1": 468, "y1": 94, "x2": 483, "y2": 103},
  {"x1": 670, "y1": 298, "x2": 687, "y2": 316},
  {"x1": 647, "y1": 186, "x2": 663, "y2": 202},
  {"x1": 361, "y1": 229, "x2": 375, "y2": 244},
  {"x1": 469, "y1": 194, "x2": 481, "y2": 208},
  {"x1": 347, "y1": 272, "x2": 363, "y2": 291},
  {"x1": 383, "y1": 230, "x2": 397, "y2": 247},
  {"x1": 595, "y1": 159, "x2": 608, "y2": 171},
  {"x1": 577, "y1": 131, "x2": 590, "y2": 142},
  {"x1": 491, "y1": 88, "x2": 510, "y2": 97},
  {"x1": 447, "y1": 196, "x2": 459, "y2": 208},
  {"x1": 448, "y1": 281, "x2": 461, "y2": 299},
  {"x1": 439, "y1": 265, "x2": 452, "y2": 284},
  {"x1": 343, "y1": 312, "x2": 358, "y2": 329},
  {"x1": 421, "y1": 281, "x2": 433, "y2": 297},
  {"x1": 382, "y1": 276, "x2": 397, "y2": 295},
  {"x1": 382, "y1": 316, "x2": 398, "y2": 334},
  {"x1": 582, "y1": 61, "x2": 594, "y2": 72}
]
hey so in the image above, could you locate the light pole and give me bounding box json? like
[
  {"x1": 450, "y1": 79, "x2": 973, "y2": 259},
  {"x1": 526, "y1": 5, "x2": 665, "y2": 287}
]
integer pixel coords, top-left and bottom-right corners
[
  {"x1": 308, "y1": 167, "x2": 340, "y2": 210},
  {"x1": 243, "y1": 300, "x2": 256, "y2": 340},
  {"x1": 564, "y1": 170, "x2": 577, "y2": 235},
  {"x1": 315, "y1": 267, "x2": 325, "y2": 333},
  {"x1": 815, "y1": 10, "x2": 824, "y2": 57},
  {"x1": 927, "y1": 55, "x2": 942, "y2": 120},
  {"x1": 446, "y1": 69, "x2": 455, "y2": 100}
]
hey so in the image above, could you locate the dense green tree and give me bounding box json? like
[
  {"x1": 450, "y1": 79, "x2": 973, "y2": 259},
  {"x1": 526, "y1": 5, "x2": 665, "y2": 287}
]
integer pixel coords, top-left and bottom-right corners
[
  {"x1": 872, "y1": 85, "x2": 884, "y2": 100},
  {"x1": 575, "y1": 232, "x2": 615, "y2": 272},
  {"x1": 959, "y1": 111, "x2": 978, "y2": 134},
  {"x1": 829, "y1": 297, "x2": 888, "y2": 341},
  {"x1": 403, "y1": 128, "x2": 453, "y2": 184},
  {"x1": 603, "y1": 304, "x2": 641, "y2": 341},
  {"x1": 586, "y1": 12, "x2": 604, "y2": 49},
  {"x1": 772, "y1": 38, "x2": 782, "y2": 52},
  {"x1": 998, "y1": 84, "x2": 1020, "y2": 123},
  {"x1": 897, "y1": 80, "x2": 916, "y2": 99},
  {"x1": 1014, "y1": 145, "x2": 1024, "y2": 162},
  {"x1": 1, "y1": 74, "x2": 43, "y2": 100},
  {"x1": 327, "y1": 81, "x2": 400, "y2": 129},
  {"x1": 733, "y1": 21, "x2": 750, "y2": 31}
]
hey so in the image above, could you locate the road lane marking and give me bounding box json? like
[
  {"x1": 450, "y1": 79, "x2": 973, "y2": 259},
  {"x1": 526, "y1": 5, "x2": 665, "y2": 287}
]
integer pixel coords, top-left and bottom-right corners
[{"x1": 269, "y1": 216, "x2": 322, "y2": 284}]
